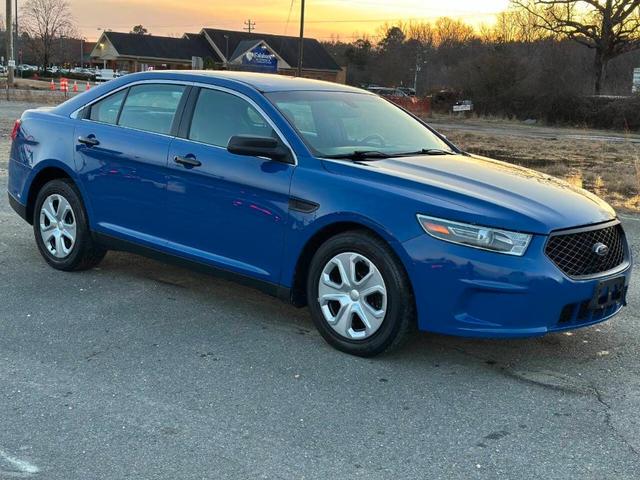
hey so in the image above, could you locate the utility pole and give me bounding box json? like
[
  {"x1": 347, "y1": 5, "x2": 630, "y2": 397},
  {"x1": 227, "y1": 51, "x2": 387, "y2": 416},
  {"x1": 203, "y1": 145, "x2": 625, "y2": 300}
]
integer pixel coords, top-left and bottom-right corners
[
  {"x1": 6, "y1": 0, "x2": 15, "y2": 84},
  {"x1": 243, "y1": 19, "x2": 256, "y2": 33},
  {"x1": 413, "y1": 51, "x2": 421, "y2": 93},
  {"x1": 14, "y1": 0, "x2": 19, "y2": 77},
  {"x1": 413, "y1": 48, "x2": 428, "y2": 94},
  {"x1": 297, "y1": 0, "x2": 305, "y2": 77},
  {"x1": 14, "y1": 0, "x2": 18, "y2": 63}
]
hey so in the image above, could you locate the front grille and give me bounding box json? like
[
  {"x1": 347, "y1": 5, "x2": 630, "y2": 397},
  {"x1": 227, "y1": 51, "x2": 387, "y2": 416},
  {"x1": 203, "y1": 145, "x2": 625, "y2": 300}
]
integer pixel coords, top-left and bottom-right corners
[{"x1": 545, "y1": 222, "x2": 627, "y2": 278}]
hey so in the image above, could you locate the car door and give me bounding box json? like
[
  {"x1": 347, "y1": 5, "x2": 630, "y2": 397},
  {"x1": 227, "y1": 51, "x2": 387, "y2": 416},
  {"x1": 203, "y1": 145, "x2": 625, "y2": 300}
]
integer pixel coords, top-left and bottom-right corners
[
  {"x1": 74, "y1": 82, "x2": 189, "y2": 246},
  {"x1": 165, "y1": 87, "x2": 295, "y2": 284}
]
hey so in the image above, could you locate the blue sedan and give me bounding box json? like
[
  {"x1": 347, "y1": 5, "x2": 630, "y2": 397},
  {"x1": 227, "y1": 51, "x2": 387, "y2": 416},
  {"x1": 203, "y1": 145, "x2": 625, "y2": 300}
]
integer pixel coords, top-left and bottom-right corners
[{"x1": 7, "y1": 71, "x2": 632, "y2": 356}]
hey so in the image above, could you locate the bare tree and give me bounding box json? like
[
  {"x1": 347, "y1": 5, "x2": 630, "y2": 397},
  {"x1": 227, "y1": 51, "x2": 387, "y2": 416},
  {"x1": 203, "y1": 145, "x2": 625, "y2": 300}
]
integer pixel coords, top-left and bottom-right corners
[
  {"x1": 21, "y1": 0, "x2": 75, "y2": 67},
  {"x1": 434, "y1": 17, "x2": 476, "y2": 47},
  {"x1": 512, "y1": 0, "x2": 640, "y2": 94},
  {"x1": 511, "y1": 6, "x2": 553, "y2": 42},
  {"x1": 406, "y1": 21, "x2": 435, "y2": 47},
  {"x1": 480, "y1": 9, "x2": 550, "y2": 43},
  {"x1": 479, "y1": 12, "x2": 523, "y2": 43}
]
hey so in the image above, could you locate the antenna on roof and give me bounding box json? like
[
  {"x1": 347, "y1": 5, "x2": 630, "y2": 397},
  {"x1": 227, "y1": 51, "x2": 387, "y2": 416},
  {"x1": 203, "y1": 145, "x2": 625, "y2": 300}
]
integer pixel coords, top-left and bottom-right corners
[{"x1": 243, "y1": 19, "x2": 256, "y2": 33}]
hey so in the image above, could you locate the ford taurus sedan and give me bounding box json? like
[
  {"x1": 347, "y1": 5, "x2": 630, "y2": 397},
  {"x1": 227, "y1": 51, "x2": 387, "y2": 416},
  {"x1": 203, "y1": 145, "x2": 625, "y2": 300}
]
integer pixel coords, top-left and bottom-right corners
[{"x1": 7, "y1": 71, "x2": 632, "y2": 356}]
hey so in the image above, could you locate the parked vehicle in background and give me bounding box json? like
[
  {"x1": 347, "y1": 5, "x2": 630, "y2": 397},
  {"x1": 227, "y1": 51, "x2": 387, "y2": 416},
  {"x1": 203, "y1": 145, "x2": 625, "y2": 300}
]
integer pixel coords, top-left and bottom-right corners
[
  {"x1": 397, "y1": 87, "x2": 416, "y2": 96},
  {"x1": 0, "y1": 65, "x2": 7, "y2": 75},
  {"x1": 366, "y1": 86, "x2": 409, "y2": 97},
  {"x1": 365, "y1": 85, "x2": 431, "y2": 117},
  {"x1": 17, "y1": 64, "x2": 38, "y2": 72},
  {"x1": 95, "y1": 69, "x2": 117, "y2": 82},
  {"x1": 69, "y1": 67, "x2": 98, "y2": 80},
  {"x1": 7, "y1": 71, "x2": 632, "y2": 357}
]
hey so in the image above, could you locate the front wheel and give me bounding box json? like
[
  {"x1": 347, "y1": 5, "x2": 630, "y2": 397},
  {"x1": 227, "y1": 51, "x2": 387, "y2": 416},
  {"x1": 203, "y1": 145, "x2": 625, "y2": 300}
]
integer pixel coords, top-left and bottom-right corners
[
  {"x1": 33, "y1": 179, "x2": 106, "y2": 271},
  {"x1": 307, "y1": 231, "x2": 415, "y2": 357}
]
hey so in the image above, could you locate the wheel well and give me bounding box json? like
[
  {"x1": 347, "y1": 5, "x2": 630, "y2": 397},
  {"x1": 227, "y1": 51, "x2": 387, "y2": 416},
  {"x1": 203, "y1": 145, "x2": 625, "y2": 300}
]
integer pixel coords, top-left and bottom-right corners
[
  {"x1": 25, "y1": 167, "x2": 72, "y2": 224},
  {"x1": 290, "y1": 222, "x2": 399, "y2": 307}
]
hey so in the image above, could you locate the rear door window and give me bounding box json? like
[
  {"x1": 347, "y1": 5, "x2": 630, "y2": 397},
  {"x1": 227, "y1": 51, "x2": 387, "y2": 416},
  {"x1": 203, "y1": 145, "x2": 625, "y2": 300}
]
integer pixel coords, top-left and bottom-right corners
[
  {"x1": 188, "y1": 88, "x2": 275, "y2": 147},
  {"x1": 118, "y1": 84, "x2": 186, "y2": 135}
]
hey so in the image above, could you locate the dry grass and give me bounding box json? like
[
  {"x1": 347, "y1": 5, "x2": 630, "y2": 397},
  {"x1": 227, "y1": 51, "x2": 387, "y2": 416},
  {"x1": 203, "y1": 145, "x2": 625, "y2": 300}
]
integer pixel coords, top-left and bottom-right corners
[
  {"x1": 440, "y1": 129, "x2": 640, "y2": 213},
  {"x1": 0, "y1": 78, "x2": 56, "y2": 90}
]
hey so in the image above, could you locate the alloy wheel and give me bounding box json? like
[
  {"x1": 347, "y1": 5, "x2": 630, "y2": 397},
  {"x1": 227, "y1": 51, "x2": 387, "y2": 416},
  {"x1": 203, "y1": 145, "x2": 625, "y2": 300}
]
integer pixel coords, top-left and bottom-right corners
[
  {"x1": 318, "y1": 252, "x2": 387, "y2": 340},
  {"x1": 39, "y1": 194, "x2": 77, "y2": 259}
]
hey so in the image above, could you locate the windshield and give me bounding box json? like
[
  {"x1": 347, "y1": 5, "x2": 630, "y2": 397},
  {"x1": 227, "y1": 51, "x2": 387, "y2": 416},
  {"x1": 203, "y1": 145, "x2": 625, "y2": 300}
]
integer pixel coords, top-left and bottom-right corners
[{"x1": 265, "y1": 91, "x2": 453, "y2": 158}]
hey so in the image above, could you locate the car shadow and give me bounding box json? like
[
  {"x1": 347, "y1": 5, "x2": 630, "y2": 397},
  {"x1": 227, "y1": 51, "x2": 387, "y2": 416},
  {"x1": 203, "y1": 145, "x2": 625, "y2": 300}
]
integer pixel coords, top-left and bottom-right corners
[{"x1": 95, "y1": 250, "x2": 629, "y2": 386}]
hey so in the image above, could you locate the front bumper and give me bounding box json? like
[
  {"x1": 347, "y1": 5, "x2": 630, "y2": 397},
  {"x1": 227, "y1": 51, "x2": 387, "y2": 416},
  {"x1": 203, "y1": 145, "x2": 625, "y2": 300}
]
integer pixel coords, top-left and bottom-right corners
[{"x1": 402, "y1": 232, "x2": 631, "y2": 338}]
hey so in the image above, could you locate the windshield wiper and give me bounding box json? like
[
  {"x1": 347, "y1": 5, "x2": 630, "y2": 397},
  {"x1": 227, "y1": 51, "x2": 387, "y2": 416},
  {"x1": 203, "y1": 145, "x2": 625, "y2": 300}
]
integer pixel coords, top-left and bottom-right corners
[
  {"x1": 398, "y1": 148, "x2": 456, "y2": 156},
  {"x1": 324, "y1": 148, "x2": 455, "y2": 162},
  {"x1": 323, "y1": 150, "x2": 393, "y2": 161}
]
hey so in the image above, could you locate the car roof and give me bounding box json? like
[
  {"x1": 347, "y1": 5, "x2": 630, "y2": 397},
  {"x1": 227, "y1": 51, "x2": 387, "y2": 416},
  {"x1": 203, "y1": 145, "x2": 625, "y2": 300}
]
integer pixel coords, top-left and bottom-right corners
[
  {"x1": 54, "y1": 70, "x2": 372, "y2": 117},
  {"x1": 138, "y1": 70, "x2": 367, "y2": 94}
]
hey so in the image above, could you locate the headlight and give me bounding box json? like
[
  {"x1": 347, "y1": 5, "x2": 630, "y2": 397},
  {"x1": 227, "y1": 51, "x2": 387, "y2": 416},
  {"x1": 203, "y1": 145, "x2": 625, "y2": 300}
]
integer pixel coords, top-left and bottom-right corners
[{"x1": 417, "y1": 215, "x2": 532, "y2": 256}]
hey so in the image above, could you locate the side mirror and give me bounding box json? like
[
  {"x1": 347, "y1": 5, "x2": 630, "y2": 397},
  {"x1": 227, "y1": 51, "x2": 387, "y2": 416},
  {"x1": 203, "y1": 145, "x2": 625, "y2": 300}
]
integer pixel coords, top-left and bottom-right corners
[{"x1": 227, "y1": 135, "x2": 293, "y2": 164}]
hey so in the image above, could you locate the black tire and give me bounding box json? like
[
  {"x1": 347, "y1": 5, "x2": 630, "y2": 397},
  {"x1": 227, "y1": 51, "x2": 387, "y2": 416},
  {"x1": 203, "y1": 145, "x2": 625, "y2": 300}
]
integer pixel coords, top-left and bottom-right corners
[
  {"x1": 307, "y1": 230, "x2": 415, "y2": 357},
  {"x1": 33, "y1": 178, "x2": 106, "y2": 271}
]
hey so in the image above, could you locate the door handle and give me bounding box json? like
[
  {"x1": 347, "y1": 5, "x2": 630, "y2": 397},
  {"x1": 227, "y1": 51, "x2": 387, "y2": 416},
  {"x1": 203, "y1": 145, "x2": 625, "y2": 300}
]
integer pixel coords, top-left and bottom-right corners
[
  {"x1": 78, "y1": 136, "x2": 100, "y2": 147},
  {"x1": 174, "y1": 155, "x2": 201, "y2": 168}
]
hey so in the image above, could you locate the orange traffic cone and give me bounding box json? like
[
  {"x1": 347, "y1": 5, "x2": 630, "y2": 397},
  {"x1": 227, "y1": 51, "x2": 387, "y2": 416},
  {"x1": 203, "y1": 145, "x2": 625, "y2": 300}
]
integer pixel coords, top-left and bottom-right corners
[
  {"x1": 72, "y1": 81, "x2": 78, "y2": 93},
  {"x1": 85, "y1": 81, "x2": 91, "y2": 91},
  {"x1": 50, "y1": 79, "x2": 55, "y2": 91}
]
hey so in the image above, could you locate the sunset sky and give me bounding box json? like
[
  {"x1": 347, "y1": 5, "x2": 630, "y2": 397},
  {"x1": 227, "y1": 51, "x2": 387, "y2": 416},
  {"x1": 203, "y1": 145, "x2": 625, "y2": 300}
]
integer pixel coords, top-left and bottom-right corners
[{"x1": 62, "y1": 0, "x2": 511, "y2": 41}]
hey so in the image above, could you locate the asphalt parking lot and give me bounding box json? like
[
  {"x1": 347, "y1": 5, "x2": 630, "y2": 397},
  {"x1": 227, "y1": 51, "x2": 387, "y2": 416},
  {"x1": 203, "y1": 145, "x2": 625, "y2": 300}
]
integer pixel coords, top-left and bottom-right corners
[{"x1": 0, "y1": 102, "x2": 639, "y2": 479}]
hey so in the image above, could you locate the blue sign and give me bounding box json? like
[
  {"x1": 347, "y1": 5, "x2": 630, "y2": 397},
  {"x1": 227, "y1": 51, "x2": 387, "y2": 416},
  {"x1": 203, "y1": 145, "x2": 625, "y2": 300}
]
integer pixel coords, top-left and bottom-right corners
[{"x1": 241, "y1": 44, "x2": 278, "y2": 73}]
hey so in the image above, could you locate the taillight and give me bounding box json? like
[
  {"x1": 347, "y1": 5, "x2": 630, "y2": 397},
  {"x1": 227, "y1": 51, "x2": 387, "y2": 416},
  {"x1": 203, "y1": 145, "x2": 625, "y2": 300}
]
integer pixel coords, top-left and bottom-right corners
[{"x1": 10, "y1": 119, "x2": 21, "y2": 141}]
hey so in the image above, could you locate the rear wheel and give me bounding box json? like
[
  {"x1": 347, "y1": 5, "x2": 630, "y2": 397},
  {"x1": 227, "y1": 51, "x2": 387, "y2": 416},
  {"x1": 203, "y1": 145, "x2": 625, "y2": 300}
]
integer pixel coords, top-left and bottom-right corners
[
  {"x1": 307, "y1": 231, "x2": 415, "y2": 357},
  {"x1": 33, "y1": 179, "x2": 106, "y2": 271}
]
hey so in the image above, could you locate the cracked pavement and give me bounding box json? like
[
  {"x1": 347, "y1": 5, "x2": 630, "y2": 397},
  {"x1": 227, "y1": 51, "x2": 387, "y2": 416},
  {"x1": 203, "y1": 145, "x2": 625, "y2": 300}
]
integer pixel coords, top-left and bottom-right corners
[{"x1": 0, "y1": 101, "x2": 639, "y2": 479}]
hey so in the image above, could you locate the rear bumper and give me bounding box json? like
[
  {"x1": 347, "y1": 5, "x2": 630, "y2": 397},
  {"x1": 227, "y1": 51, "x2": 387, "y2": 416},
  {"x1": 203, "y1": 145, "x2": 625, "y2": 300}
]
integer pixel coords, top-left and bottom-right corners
[
  {"x1": 8, "y1": 192, "x2": 28, "y2": 223},
  {"x1": 402, "y1": 232, "x2": 632, "y2": 338}
]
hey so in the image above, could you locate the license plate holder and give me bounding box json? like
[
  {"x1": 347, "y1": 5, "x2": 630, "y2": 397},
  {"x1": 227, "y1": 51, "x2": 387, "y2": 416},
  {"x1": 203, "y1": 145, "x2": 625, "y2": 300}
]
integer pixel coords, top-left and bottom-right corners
[{"x1": 589, "y1": 276, "x2": 626, "y2": 310}]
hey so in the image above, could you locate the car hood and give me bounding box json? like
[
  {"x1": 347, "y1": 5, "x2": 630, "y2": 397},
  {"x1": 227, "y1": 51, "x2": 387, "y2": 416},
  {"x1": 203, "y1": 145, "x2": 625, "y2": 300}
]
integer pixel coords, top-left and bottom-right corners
[{"x1": 322, "y1": 153, "x2": 616, "y2": 234}]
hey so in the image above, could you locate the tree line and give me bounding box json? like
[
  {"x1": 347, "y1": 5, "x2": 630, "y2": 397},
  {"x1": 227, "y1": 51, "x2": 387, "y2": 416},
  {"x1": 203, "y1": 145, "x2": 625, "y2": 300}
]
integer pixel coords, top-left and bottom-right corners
[{"x1": 321, "y1": 1, "x2": 640, "y2": 127}]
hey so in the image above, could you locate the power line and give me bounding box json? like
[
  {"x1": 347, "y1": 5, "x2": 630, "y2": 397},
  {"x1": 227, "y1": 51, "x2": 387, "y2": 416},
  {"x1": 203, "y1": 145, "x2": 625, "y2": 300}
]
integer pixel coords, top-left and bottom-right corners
[
  {"x1": 75, "y1": 12, "x2": 501, "y2": 30},
  {"x1": 283, "y1": 0, "x2": 296, "y2": 36},
  {"x1": 280, "y1": 0, "x2": 296, "y2": 58},
  {"x1": 263, "y1": 14, "x2": 501, "y2": 24}
]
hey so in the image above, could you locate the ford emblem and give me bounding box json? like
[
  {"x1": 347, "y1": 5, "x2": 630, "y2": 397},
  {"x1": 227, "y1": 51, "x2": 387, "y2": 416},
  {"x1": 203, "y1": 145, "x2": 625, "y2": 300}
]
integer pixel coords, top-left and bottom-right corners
[{"x1": 593, "y1": 242, "x2": 609, "y2": 256}]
